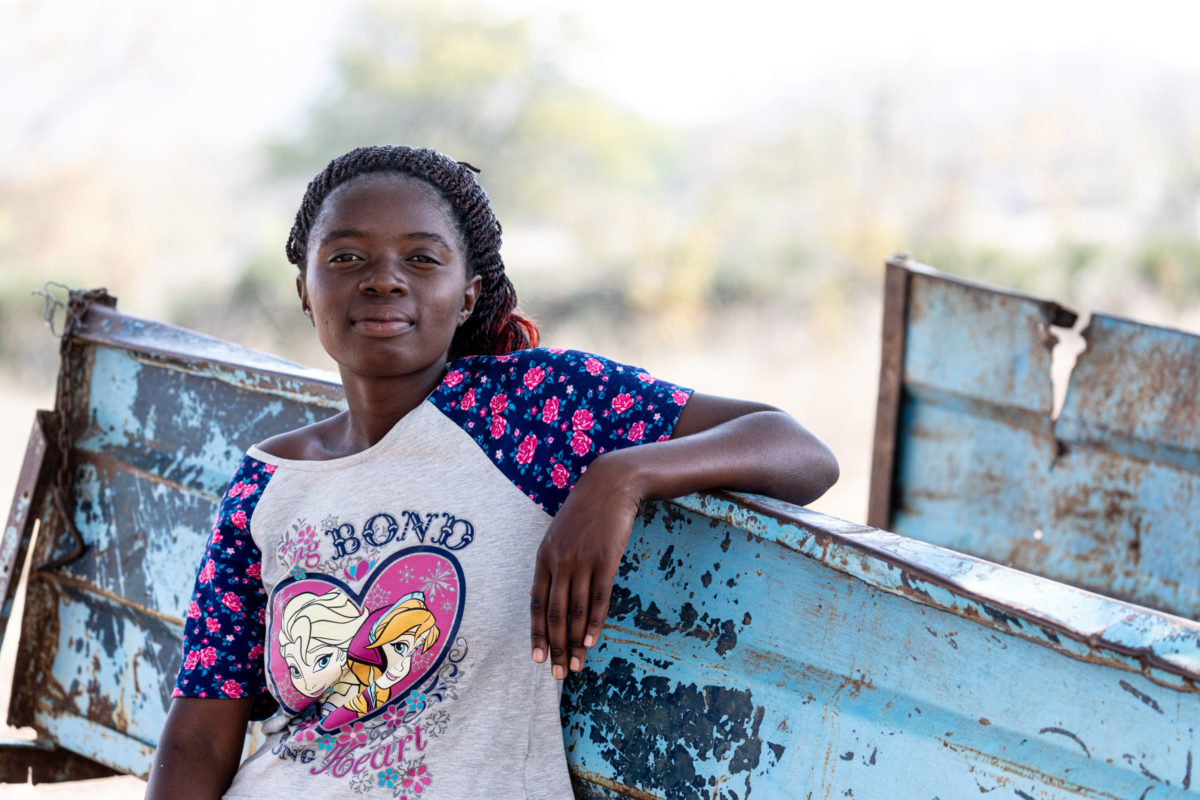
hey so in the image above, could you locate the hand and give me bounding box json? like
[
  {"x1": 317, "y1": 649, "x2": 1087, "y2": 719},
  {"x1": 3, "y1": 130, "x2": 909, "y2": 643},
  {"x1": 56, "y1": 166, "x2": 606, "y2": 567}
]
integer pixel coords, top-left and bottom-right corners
[{"x1": 529, "y1": 452, "x2": 640, "y2": 679}]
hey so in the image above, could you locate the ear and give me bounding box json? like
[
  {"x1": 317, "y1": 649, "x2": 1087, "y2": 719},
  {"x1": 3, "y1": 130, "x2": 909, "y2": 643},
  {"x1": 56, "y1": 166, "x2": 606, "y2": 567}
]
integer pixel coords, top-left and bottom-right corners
[
  {"x1": 458, "y1": 274, "x2": 482, "y2": 326},
  {"x1": 297, "y1": 274, "x2": 314, "y2": 325}
]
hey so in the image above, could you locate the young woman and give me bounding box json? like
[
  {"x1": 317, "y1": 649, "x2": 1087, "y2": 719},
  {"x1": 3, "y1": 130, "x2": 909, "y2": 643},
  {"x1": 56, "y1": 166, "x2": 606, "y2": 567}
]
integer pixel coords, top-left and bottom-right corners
[{"x1": 147, "y1": 145, "x2": 838, "y2": 799}]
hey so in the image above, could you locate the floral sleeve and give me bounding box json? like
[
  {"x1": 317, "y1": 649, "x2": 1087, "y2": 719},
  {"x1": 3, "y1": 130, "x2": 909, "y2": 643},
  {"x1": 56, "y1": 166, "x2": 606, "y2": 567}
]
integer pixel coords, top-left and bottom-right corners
[
  {"x1": 172, "y1": 455, "x2": 277, "y2": 717},
  {"x1": 432, "y1": 348, "x2": 692, "y2": 515}
]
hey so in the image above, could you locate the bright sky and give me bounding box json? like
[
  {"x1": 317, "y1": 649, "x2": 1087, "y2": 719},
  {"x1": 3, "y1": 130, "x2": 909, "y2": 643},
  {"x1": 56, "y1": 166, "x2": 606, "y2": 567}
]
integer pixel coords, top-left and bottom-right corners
[{"x1": 6, "y1": 0, "x2": 1200, "y2": 161}]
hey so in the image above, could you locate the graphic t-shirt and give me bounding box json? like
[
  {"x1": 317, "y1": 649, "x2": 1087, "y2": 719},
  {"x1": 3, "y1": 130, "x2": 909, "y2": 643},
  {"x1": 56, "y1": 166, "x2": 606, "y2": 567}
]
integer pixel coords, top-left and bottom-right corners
[{"x1": 173, "y1": 348, "x2": 692, "y2": 799}]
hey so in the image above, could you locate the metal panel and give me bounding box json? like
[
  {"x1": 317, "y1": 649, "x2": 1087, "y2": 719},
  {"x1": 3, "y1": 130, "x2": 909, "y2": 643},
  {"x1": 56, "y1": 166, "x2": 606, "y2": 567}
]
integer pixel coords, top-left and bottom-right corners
[
  {"x1": 877, "y1": 260, "x2": 1200, "y2": 620},
  {"x1": 5, "y1": 289, "x2": 1200, "y2": 796},
  {"x1": 564, "y1": 492, "x2": 1200, "y2": 798}
]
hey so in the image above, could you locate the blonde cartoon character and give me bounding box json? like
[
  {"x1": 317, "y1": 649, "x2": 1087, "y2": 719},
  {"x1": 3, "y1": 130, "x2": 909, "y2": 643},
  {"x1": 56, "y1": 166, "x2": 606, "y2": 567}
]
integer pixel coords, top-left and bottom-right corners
[
  {"x1": 277, "y1": 589, "x2": 368, "y2": 708},
  {"x1": 338, "y1": 592, "x2": 440, "y2": 719}
]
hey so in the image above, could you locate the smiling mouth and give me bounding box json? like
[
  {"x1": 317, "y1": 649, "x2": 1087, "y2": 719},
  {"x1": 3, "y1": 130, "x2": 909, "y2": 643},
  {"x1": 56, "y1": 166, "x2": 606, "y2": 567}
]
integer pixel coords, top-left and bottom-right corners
[{"x1": 352, "y1": 311, "x2": 414, "y2": 336}]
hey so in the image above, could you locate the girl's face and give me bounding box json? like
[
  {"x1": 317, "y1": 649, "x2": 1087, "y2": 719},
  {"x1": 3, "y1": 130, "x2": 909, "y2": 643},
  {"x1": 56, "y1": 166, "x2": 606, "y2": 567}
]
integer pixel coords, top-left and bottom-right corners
[
  {"x1": 298, "y1": 173, "x2": 481, "y2": 385},
  {"x1": 281, "y1": 639, "x2": 349, "y2": 698},
  {"x1": 375, "y1": 628, "x2": 428, "y2": 689}
]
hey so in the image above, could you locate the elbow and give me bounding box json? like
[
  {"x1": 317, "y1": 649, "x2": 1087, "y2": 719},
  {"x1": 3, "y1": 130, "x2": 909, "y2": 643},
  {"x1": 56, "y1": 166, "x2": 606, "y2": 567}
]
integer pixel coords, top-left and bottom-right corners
[{"x1": 794, "y1": 441, "x2": 838, "y2": 506}]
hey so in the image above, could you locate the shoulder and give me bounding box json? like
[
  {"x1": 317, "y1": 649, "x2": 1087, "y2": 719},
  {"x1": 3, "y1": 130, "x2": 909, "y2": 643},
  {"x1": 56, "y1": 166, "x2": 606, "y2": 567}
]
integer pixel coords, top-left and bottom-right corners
[{"x1": 255, "y1": 413, "x2": 348, "y2": 460}]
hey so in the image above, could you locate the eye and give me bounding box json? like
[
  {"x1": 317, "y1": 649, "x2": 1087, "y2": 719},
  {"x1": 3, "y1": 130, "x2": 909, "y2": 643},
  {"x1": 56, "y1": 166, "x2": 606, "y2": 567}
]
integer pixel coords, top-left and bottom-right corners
[
  {"x1": 329, "y1": 253, "x2": 362, "y2": 264},
  {"x1": 314, "y1": 654, "x2": 331, "y2": 670},
  {"x1": 406, "y1": 254, "x2": 440, "y2": 268},
  {"x1": 288, "y1": 665, "x2": 300, "y2": 678},
  {"x1": 391, "y1": 641, "x2": 410, "y2": 657}
]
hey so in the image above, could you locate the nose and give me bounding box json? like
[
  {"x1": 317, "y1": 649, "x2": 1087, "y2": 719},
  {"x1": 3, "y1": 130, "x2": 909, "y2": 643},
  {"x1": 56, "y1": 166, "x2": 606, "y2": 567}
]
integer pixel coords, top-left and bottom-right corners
[{"x1": 359, "y1": 257, "x2": 408, "y2": 295}]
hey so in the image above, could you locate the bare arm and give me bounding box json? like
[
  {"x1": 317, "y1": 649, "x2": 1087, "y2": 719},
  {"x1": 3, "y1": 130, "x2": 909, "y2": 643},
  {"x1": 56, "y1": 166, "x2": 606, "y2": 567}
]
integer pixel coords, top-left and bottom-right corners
[
  {"x1": 529, "y1": 392, "x2": 838, "y2": 679},
  {"x1": 145, "y1": 697, "x2": 253, "y2": 800}
]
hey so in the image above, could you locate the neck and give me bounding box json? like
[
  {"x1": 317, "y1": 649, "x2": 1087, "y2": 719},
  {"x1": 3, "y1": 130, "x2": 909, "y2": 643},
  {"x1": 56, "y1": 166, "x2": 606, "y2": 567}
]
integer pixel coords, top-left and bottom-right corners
[{"x1": 336, "y1": 361, "x2": 447, "y2": 451}]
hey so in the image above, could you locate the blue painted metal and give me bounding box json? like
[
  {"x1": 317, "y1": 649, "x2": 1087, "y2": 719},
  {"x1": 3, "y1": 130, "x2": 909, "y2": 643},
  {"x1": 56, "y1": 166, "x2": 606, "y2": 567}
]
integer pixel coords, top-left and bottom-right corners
[
  {"x1": 874, "y1": 256, "x2": 1200, "y2": 621},
  {"x1": 2, "y1": 289, "x2": 1199, "y2": 797}
]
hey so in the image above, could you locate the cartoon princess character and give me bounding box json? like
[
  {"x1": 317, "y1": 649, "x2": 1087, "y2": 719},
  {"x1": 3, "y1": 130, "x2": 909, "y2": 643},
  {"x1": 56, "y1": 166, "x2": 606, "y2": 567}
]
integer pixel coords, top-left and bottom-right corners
[
  {"x1": 277, "y1": 588, "x2": 368, "y2": 710},
  {"x1": 336, "y1": 592, "x2": 440, "y2": 720}
]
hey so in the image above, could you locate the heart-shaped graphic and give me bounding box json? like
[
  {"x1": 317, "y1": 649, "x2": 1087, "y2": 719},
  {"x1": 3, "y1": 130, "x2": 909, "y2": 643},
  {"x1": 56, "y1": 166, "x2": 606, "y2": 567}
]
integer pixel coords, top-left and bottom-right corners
[
  {"x1": 265, "y1": 546, "x2": 464, "y2": 732},
  {"x1": 342, "y1": 559, "x2": 374, "y2": 582}
]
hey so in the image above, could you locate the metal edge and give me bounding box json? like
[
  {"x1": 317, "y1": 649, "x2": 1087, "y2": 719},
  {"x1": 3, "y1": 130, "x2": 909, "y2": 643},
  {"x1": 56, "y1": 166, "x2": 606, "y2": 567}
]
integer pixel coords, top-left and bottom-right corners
[
  {"x1": 867, "y1": 254, "x2": 911, "y2": 529},
  {"x1": 72, "y1": 302, "x2": 343, "y2": 392},
  {"x1": 670, "y1": 491, "x2": 1200, "y2": 691},
  {"x1": 0, "y1": 739, "x2": 120, "y2": 784},
  {"x1": 0, "y1": 411, "x2": 56, "y2": 651}
]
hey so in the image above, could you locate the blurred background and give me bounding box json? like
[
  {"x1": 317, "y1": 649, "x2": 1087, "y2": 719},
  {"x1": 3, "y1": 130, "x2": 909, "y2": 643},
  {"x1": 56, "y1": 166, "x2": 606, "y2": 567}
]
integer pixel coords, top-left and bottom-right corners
[{"x1": 3, "y1": 0, "x2": 1200, "y2": 793}]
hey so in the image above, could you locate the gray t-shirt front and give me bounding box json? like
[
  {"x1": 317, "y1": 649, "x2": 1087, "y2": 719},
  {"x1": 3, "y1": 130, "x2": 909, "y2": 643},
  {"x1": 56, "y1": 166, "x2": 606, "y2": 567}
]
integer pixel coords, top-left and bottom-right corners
[{"x1": 173, "y1": 348, "x2": 691, "y2": 799}]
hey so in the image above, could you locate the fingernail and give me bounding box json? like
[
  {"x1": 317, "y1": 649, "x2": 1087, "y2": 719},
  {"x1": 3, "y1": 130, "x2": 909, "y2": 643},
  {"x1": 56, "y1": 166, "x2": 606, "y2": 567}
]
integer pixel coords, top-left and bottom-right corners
[
  {"x1": 570, "y1": 656, "x2": 581, "y2": 672},
  {"x1": 553, "y1": 665, "x2": 565, "y2": 680},
  {"x1": 584, "y1": 634, "x2": 595, "y2": 647},
  {"x1": 533, "y1": 648, "x2": 545, "y2": 663}
]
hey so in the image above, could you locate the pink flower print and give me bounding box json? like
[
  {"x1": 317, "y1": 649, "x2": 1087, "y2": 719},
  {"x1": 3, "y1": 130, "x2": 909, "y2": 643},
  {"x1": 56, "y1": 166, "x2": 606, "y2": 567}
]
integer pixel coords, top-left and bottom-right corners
[
  {"x1": 383, "y1": 705, "x2": 406, "y2": 728},
  {"x1": 584, "y1": 357, "x2": 603, "y2": 376},
  {"x1": 403, "y1": 764, "x2": 432, "y2": 793},
  {"x1": 205, "y1": 616, "x2": 220, "y2": 634},
  {"x1": 246, "y1": 561, "x2": 262, "y2": 580},
  {"x1": 570, "y1": 431, "x2": 592, "y2": 456},
  {"x1": 337, "y1": 722, "x2": 367, "y2": 748},
  {"x1": 523, "y1": 365, "x2": 545, "y2": 389},
  {"x1": 221, "y1": 679, "x2": 243, "y2": 699},
  {"x1": 548, "y1": 347, "x2": 566, "y2": 353},
  {"x1": 516, "y1": 434, "x2": 538, "y2": 465},
  {"x1": 296, "y1": 726, "x2": 316, "y2": 743},
  {"x1": 627, "y1": 421, "x2": 645, "y2": 442},
  {"x1": 187, "y1": 600, "x2": 201, "y2": 619},
  {"x1": 444, "y1": 369, "x2": 464, "y2": 387},
  {"x1": 199, "y1": 646, "x2": 218, "y2": 668},
  {"x1": 489, "y1": 392, "x2": 508, "y2": 414},
  {"x1": 227, "y1": 481, "x2": 246, "y2": 499},
  {"x1": 222, "y1": 592, "x2": 243, "y2": 613},
  {"x1": 198, "y1": 559, "x2": 216, "y2": 584},
  {"x1": 551, "y1": 463, "x2": 570, "y2": 489},
  {"x1": 489, "y1": 415, "x2": 507, "y2": 439},
  {"x1": 248, "y1": 644, "x2": 263, "y2": 660},
  {"x1": 229, "y1": 509, "x2": 247, "y2": 530},
  {"x1": 637, "y1": 371, "x2": 656, "y2": 384},
  {"x1": 460, "y1": 387, "x2": 476, "y2": 411},
  {"x1": 210, "y1": 529, "x2": 222, "y2": 545},
  {"x1": 611, "y1": 393, "x2": 634, "y2": 414},
  {"x1": 672, "y1": 389, "x2": 689, "y2": 405},
  {"x1": 183, "y1": 650, "x2": 200, "y2": 671},
  {"x1": 240, "y1": 483, "x2": 258, "y2": 499},
  {"x1": 571, "y1": 409, "x2": 594, "y2": 431},
  {"x1": 264, "y1": 464, "x2": 276, "y2": 474},
  {"x1": 171, "y1": 687, "x2": 182, "y2": 698},
  {"x1": 541, "y1": 395, "x2": 560, "y2": 423}
]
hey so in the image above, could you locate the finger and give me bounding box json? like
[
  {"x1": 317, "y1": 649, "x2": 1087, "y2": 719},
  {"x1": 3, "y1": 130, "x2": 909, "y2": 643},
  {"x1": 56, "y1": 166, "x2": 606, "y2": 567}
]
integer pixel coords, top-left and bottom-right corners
[
  {"x1": 546, "y1": 572, "x2": 571, "y2": 680},
  {"x1": 529, "y1": 559, "x2": 552, "y2": 665},
  {"x1": 568, "y1": 575, "x2": 592, "y2": 673},
  {"x1": 584, "y1": 571, "x2": 614, "y2": 653}
]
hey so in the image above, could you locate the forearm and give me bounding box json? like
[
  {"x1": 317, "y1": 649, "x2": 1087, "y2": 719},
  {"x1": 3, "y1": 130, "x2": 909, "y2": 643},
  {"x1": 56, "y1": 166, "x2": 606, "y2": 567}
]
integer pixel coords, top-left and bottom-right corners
[
  {"x1": 146, "y1": 697, "x2": 252, "y2": 800},
  {"x1": 596, "y1": 406, "x2": 838, "y2": 508}
]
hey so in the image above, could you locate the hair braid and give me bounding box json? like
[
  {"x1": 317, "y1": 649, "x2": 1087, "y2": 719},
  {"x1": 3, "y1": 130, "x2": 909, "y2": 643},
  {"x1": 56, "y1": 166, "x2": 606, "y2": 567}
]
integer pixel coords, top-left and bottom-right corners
[{"x1": 285, "y1": 145, "x2": 538, "y2": 359}]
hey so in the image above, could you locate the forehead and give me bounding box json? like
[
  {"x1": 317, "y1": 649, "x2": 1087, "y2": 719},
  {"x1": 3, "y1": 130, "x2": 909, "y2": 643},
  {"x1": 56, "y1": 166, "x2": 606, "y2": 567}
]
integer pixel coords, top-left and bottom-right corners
[{"x1": 309, "y1": 172, "x2": 461, "y2": 246}]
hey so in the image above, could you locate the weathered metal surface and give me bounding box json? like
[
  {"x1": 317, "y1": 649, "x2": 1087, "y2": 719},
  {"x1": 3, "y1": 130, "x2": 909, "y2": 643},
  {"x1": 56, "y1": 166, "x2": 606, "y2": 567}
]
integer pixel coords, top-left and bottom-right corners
[
  {"x1": 874, "y1": 258, "x2": 1200, "y2": 620},
  {"x1": 4, "y1": 290, "x2": 1200, "y2": 796},
  {"x1": 564, "y1": 492, "x2": 1200, "y2": 798}
]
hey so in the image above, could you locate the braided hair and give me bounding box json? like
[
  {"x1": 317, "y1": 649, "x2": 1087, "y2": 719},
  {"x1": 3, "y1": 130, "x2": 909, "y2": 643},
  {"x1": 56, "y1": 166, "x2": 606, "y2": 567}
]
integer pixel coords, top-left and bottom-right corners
[{"x1": 285, "y1": 145, "x2": 539, "y2": 359}]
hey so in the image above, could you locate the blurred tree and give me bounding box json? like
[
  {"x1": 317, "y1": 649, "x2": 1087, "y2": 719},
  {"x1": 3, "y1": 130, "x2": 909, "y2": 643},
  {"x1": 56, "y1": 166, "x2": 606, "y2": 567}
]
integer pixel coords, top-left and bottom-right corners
[{"x1": 261, "y1": 0, "x2": 697, "y2": 337}]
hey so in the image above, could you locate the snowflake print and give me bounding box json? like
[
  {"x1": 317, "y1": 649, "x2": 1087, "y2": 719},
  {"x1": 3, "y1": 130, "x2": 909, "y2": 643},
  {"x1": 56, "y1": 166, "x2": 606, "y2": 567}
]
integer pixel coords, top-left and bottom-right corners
[
  {"x1": 365, "y1": 586, "x2": 392, "y2": 608},
  {"x1": 422, "y1": 710, "x2": 449, "y2": 736},
  {"x1": 441, "y1": 600, "x2": 454, "y2": 612},
  {"x1": 350, "y1": 771, "x2": 374, "y2": 794},
  {"x1": 421, "y1": 565, "x2": 455, "y2": 599},
  {"x1": 397, "y1": 565, "x2": 414, "y2": 583},
  {"x1": 378, "y1": 767, "x2": 401, "y2": 788}
]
